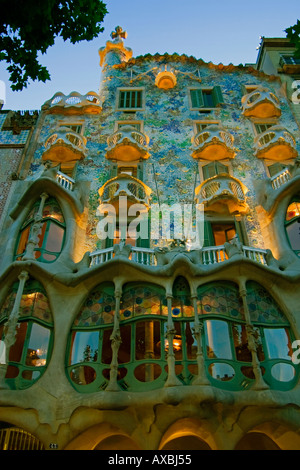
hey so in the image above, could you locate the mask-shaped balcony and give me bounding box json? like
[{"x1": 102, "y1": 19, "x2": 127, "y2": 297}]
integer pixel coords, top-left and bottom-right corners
[
  {"x1": 42, "y1": 127, "x2": 87, "y2": 164},
  {"x1": 45, "y1": 91, "x2": 102, "y2": 114},
  {"x1": 195, "y1": 174, "x2": 249, "y2": 215},
  {"x1": 98, "y1": 174, "x2": 152, "y2": 210},
  {"x1": 191, "y1": 125, "x2": 236, "y2": 161},
  {"x1": 106, "y1": 125, "x2": 150, "y2": 162},
  {"x1": 254, "y1": 125, "x2": 298, "y2": 161},
  {"x1": 241, "y1": 87, "x2": 281, "y2": 118}
]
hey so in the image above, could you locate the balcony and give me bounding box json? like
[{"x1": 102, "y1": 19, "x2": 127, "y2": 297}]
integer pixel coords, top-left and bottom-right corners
[
  {"x1": 191, "y1": 125, "x2": 236, "y2": 161},
  {"x1": 90, "y1": 246, "x2": 156, "y2": 266},
  {"x1": 254, "y1": 125, "x2": 298, "y2": 161},
  {"x1": 98, "y1": 174, "x2": 152, "y2": 208},
  {"x1": 195, "y1": 174, "x2": 249, "y2": 215},
  {"x1": 56, "y1": 171, "x2": 75, "y2": 191},
  {"x1": 241, "y1": 87, "x2": 281, "y2": 118},
  {"x1": 106, "y1": 125, "x2": 150, "y2": 162},
  {"x1": 45, "y1": 91, "x2": 102, "y2": 114},
  {"x1": 89, "y1": 243, "x2": 268, "y2": 268},
  {"x1": 42, "y1": 127, "x2": 87, "y2": 163}
]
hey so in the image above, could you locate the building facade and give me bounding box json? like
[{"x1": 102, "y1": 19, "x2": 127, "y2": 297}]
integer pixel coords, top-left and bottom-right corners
[{"x1": 0, "y1": 28, "x2": 300, "y2": 450}]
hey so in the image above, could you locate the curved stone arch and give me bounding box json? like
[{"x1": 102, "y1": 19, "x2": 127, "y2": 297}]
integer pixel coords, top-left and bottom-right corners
[
  {"x1": 158, "y1": 418, "x2": 215, "y2": 450},
  {"x1": 234, "y1": 421, "x2": 300, "y2": 450},
  {"x1": 9, "y1": 176, "x2": 83, "y2": 223},
  {"x1": 64, "y1": 422, "x2": 141, "y2": 450},
  {"x1": 5, "y1": 184, "x2": 73, "y2": 268},
  {"x1": 244, "y1": 278, "x2": 296, "y2": 325}
]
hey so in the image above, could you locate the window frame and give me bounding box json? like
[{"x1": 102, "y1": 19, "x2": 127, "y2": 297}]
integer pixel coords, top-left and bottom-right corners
[
  {"x1": 188, "y1": 86, "x2": 224, "y2": 111},
  {"x1": 116, "y1": 88, "x2": 145, "y2": 112}
]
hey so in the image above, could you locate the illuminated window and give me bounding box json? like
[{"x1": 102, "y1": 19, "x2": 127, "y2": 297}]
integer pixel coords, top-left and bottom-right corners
[
  {"x1": 197, "y1": 281, "x2": 297, "y2": 390},
  {"x1": 285, "y1": 199, "x2": 300, "y2": 257},
  {"x1": 15, "y1": 197, "x2": 65, "y2": 263},
  {"x1": 0, "y1": 279, "x2": 53, "y2": 389}
]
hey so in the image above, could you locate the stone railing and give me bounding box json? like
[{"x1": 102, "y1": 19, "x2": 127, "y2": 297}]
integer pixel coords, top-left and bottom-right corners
[
  {"x1": 270, "y1": 167, "x2": 292, "y2": 190},
  {"x1": 56, "y1": 171, "x2": 75, "y2": 191},
  {"x1": 90, "y1": 246, "x2": 156, "y2": 266},
  {"x1": 90, "y1": 243, "x2": 268, "y2": 268},
  {"x1": 241, "y1": 87, "x2": 281, "y2": 117},
  {"x1": 99, "y1": 174, "x2": 152, "y2": 205}
]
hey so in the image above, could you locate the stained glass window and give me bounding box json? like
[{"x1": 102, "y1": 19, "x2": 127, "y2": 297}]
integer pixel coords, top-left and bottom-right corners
[
  {"x1": 74, "y1": 283, "x2": 115, "y2": 327},
  {"x1": 246, "y1": 281, "x2": 288, "y2": 325},
  {"x1": 120, "y1": 284, "x2": 167, "y2": 321},
  {"x1": 197, "y1": 283, "x2": 244, "y2": 319}
]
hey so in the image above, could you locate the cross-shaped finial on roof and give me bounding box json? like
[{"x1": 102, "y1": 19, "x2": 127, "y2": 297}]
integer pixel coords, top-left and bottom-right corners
[{"x1": 111, "y1": 26, "x2": 127, "y2": 41}]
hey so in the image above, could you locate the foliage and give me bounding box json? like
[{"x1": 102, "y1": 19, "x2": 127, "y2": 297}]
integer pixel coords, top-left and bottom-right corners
[
  {"x1": 0, "y1": 0, "x2": 108, "y2": 90},
  {"x1": 285, "y1": 20, "x2": 300, "y2": 58}
]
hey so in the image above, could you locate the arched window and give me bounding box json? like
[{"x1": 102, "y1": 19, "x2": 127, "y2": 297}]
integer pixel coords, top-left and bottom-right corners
[
  {"x1": 0, "y1": 278, "x2": 53, "y2": 389},
  {"x1": 15, "y1": 197, "x2": 65, "y2": 263},
  {"x1": 197, "y1": 281, "x2": 297, "y2": 391},
  {"x1": 67, "y1": 283, "x2": 116, "y2": 391},
  {"x1": 285, "y1": 199, "x2": 300, "y2": 257}
]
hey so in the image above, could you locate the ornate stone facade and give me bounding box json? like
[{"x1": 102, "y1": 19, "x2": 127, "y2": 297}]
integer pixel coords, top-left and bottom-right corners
[{"x1": 0, "y1": 28, "x2": 300, "y2": 450}]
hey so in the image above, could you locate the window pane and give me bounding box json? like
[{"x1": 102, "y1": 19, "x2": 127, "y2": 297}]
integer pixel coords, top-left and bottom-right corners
[
  {"x1": 25, "y1": 323, "x2": 50, "y2": 367},
  {"x1": 70, "y1": 331, "x2": 99, "y2": 365},
  {"x1": 232, "y1": 323, "x2": 252, "y2": 362},
  {"x1": 286, "y1": 220, "x2": 300, "y2": 251},
  {"x1": 9, "y1": 322, "x2": 28, "y2": 363},
  {"x1": 185, "y1": 321, "x2": 197, "y2": 360},
  {"x1": 264, "y1": 328, "x2": 292, "y2": 360},
  {"x1": 204, "y1": 320, "x2": 232, "y2": 359},
  {"x1": 45, "y1": 222, "x2": 64, "y2": 252},
  {"x1": 119, "y1": 325, "x2": 131, "y2": 363},
  {"x1": 135, "y1": 320, "x2": 161, "y2": 360},
  {"x1": 16, "y1": 226, "x2": 31, "y2": 256}
]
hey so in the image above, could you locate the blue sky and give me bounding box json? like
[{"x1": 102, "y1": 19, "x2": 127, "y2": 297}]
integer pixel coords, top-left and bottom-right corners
[{"x1": 0, "y1": 0, "x2": 299, "y2": 110}]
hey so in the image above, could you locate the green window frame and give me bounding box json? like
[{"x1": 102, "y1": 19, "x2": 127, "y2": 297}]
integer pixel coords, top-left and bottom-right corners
[
  {"x1": 118, "y1": 89, "x2": 143, "y2": 110},
  {"x1": 202, "y1": 218, "x2": 247, "y2": 248},
  {"x1": 197, "y1": 281, "x2": 298, "y2": 391},
  {"x1": 0, "y1": 279, "x2": 53, "y2": 390},
  {"x1": 190, "y1": 86, "x2": 224, "y2": 110},
  {"x1": 202, "y1": 161, "x2": 229, "y2": 180},
  {"x1": 285, "y1": 199, "x2": 300, "y2": 257},
  {"x1": 15, "y1": 197, "x2": 66, "y2": 263}
]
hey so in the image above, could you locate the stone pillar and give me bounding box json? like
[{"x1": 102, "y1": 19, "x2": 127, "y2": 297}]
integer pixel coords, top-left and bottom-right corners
[
  {"x1": 23, "y1": 192, "x2": 48, "y2": 260},
  {"x1": 191, "y1": 294, "x2": 210, "y2": 386},
  {"x1": 0, "y1": 270, "x2": 29, "y2": 389},
  {"x1": 239, "y1": 281, "x2": 269, "y2": 390},
  {"x1": 164, "y1": 295, "x2": 182, "y2": 387},
  {"x1": 106, "y1": 289, "x2": 122, "y2": 391}
]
